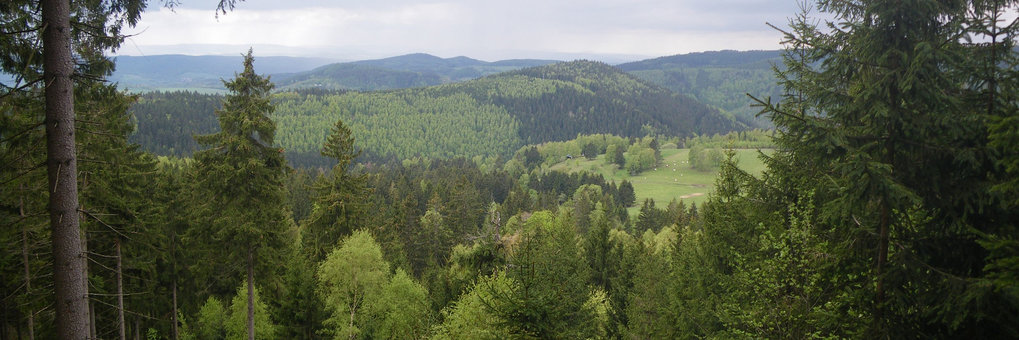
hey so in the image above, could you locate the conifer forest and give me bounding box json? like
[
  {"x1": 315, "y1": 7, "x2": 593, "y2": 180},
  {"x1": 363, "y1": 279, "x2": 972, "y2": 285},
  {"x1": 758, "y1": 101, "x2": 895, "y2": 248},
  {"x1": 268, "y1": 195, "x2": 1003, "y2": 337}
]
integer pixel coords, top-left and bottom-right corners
[{"x1": 2, "y1": 0, "x2": 1019, "y2": 339}]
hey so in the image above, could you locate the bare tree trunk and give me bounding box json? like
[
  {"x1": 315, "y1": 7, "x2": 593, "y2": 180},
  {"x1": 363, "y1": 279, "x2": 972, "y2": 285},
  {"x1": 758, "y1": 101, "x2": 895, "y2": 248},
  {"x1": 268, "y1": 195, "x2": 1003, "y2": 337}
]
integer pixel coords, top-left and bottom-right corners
[
  {"x1": 19, "y1": 186, "x2": 34, "y2": 340},
  {"x1": 247, "y1": 247, "x2": 255, "y2": 340},
  {"x1": 42, "y1": 0, "x2": 89, "y2": 337},
  {"x1": 89, "y1": 304, "x2": 96, "y2": 340},
  {"x1": 117, "y1": 238, "x2": 126, "y2": 340}
]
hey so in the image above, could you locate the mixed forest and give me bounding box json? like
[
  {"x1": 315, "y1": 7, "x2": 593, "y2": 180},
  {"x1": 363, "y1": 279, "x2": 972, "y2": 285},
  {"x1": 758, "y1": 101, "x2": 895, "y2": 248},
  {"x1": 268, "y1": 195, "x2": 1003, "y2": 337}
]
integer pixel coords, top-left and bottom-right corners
[
  {"x1": 128, "y1": 61, "x2": 740, "y2": 168},
  {"x1": 2, "y1": 0, "x2": 1019, "y2": 339}
]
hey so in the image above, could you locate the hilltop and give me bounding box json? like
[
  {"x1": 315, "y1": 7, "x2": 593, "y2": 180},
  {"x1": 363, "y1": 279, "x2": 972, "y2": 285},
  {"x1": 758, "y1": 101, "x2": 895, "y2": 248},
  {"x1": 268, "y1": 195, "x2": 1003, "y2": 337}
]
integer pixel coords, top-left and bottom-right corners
[
  {"x1": 108, "y1": 54, "x2": 337, "y2": 92},
  {"x1": 274, "y1": 53, "x2": 560, "y2": 90},
  {"x1": 618, "y1": 50, "x2": 784, "y2": 128},
  {"x1": 130, "y1": 60, "x2": 744, "y2": 167}
]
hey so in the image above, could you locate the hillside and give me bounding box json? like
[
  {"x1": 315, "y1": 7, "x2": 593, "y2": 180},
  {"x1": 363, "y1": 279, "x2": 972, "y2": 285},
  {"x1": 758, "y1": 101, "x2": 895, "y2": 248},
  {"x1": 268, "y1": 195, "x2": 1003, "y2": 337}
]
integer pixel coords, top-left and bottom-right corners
[
  {"x1": 109, "y1": 55, "x2": 337, "y2": 92},
  {"x1": 130, "y1": 61, "x2": 743, "y2": 167},
  {"x1": 448, "y1": 61, "x2": 743, "y2": 143},
  {"x1": 274, "y1": 53, "x2": 560, "y2": 90},
  {"x1": 277, "y1": 64, "x2": 445, "y2": 90},
  {"x1": 617, "y1": 50, "x2": 783, "y2": 128}
]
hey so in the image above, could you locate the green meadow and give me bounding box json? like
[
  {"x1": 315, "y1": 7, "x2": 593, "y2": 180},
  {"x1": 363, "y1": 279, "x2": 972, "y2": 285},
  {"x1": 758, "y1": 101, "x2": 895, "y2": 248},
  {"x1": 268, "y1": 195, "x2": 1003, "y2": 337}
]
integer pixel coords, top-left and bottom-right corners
[{"x1": 549, "y1": 147, "x2": 773, "y2": 214}]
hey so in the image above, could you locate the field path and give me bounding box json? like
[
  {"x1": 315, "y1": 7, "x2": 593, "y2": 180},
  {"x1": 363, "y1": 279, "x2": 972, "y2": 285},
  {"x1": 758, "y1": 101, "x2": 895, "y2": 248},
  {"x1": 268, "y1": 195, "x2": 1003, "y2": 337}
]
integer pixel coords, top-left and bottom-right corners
[{"x1": 679, "y1": 192, "x2": 704, "y2": 199}]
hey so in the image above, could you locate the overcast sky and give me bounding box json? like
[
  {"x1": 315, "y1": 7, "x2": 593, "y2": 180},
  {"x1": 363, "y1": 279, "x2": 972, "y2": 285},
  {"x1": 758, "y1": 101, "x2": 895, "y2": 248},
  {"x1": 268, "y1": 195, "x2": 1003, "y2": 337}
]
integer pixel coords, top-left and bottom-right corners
[{"x1": 119, "y1": 0, "x2": 801, "y2": 62}]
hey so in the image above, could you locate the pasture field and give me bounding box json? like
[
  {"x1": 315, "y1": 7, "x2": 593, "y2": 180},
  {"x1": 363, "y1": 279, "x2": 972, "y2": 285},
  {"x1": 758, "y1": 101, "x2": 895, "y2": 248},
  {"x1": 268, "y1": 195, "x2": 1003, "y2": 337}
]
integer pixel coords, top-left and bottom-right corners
[{"x1": 549, "y1": 147, "x2": 773, "y2": 215}]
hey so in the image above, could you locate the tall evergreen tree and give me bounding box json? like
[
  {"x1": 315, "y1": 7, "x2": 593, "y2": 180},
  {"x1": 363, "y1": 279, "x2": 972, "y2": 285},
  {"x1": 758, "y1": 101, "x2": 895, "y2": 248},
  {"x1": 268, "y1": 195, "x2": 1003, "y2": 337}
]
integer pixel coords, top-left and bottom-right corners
[
  {"x1": 301, "y1": 117, "x2": 368, "y2": 261},
  {"x1": 748, "y1": 0, "x2": 1019, "y2": 336},
  {"x1": 190, "y1": 49, "x2": 289, "y2": 340}
]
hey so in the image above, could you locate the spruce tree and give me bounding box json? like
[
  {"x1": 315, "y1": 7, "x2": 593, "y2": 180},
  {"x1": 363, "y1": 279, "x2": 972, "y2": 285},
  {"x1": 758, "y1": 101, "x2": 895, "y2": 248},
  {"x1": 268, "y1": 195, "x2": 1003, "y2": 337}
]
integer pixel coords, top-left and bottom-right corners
[
  {"x1": 301, "y1": 118, "x2": 368, "y2": 261},
  {"x1": 190, "y1": 49, "x2": 289, "y2": 340},
  {"x1": 749, "y1": 0, "x2": 1019, "y2": 336}
]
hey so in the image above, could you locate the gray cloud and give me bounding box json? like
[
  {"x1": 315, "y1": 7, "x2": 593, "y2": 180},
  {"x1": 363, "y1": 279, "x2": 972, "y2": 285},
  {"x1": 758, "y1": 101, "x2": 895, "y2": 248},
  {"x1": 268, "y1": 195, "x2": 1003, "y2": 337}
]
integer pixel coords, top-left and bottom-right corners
[{"x1": 127, "y1": 0, "x2": 799, "y2": 60}]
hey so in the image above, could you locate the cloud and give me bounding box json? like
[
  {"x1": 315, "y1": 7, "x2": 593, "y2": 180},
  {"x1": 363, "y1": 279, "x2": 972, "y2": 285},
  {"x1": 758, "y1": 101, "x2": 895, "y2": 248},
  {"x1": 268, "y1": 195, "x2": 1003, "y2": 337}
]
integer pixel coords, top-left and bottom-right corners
[{"x1": 124, "y1": 0, "x2": 795, "y2": 60}]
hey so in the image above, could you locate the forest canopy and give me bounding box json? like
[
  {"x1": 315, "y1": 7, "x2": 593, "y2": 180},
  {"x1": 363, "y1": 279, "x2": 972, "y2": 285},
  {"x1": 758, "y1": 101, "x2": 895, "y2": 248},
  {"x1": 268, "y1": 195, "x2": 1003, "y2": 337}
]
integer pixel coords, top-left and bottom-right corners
[{"x1": 2, "y1": 0, "x2": 1018, "y2": 339}]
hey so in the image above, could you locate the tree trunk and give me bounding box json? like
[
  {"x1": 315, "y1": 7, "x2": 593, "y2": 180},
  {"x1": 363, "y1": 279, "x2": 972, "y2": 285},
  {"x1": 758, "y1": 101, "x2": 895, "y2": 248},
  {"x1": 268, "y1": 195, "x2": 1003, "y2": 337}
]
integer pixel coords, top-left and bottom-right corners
[
  {"x1": 42, "y1": 0, "x2": 89, "y2": 337},
  {"x1": 117, "y1": 238, "x2": 126, "y2": 340},
  {"x1": 89, "y1": 304, "x2": 96, "y2": 340},
  {"x1": 19, "y1": 186, "x2": 34, "y2": 340},
  {"x1": 171, "y1": 232, "x2": 178, "y2": 340},
  {"x1": 172, "y1": 280, "x2": 178, "y2": 340},
  {"x1": 875, "y1": 202, "x2": 889, "y2": 327},
  {"x1": 247, "y1": 247, "x2": 255, "y2": 340}
]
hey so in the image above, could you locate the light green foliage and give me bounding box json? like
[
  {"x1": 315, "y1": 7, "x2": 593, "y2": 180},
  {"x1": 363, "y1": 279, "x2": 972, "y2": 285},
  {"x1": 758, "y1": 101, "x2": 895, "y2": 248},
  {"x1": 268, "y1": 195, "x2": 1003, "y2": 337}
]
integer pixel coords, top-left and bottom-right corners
[
  {"x1": 688, "y1": 144, "x2": 724, "y2": 171},
  {"x1": 226, "y1": 285, "x2": 277, "y2": 340},
  {"x1": 191, "y1": 297, "x2": 227, "y2": 340},
  {"x1": 272, "y1": 91, "x2": 522, "y2": 161},
  {"x1": 585, "y1": 289, "x2": 612, "y2": 339},
  {"x1": 318, "y1": 230, "x2": 434, "y2": 339},
  {"x1": 371, "y1": 269, "x2": 432, "y2": 339},
  {"x1": 430, "y1": 274, "x2": 514, "y2": 340},
  {"x1": 685, "y1": 129, "x2": 774, "y2": 149},
  {"x1": 317, "y1": 230, "x2": 389, "y2": 339},
  {"x1": 625, "y1": 138, "x2": 660, "y2": 175}
]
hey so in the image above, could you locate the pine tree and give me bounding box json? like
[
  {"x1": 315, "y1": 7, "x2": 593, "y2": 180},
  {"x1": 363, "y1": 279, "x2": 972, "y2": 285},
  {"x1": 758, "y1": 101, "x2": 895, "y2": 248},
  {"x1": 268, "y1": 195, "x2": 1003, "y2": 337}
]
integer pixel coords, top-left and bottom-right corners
[
  {"x1": 750, "y1": 0, "x2": 1019, "y2": 336},
  {"x1": 301, "y1": 118, "x2": 368, "y2": 261},
  {"x1": 190, "y1": 49, "x2": 289, "y2": 340}
]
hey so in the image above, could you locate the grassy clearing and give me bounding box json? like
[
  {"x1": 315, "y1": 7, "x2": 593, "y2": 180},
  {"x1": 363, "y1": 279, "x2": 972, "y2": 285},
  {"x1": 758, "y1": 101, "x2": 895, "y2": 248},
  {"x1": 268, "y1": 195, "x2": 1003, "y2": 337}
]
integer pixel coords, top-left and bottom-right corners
[{"x1": 549, "y1": 147, "x2": 773, "y2": 215}]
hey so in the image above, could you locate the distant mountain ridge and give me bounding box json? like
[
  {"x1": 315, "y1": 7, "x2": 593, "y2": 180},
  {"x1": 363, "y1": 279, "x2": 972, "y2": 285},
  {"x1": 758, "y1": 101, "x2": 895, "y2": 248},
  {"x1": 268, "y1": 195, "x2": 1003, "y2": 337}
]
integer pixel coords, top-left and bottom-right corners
[
  {"x1": 617, "y1": 50, "x2": 782, "y2": 70},
  {"x1": 129, "y1": 60, "x2": 743, "y2": 167},
  {"x1": 617, "y1": 50, "x2": 784, "y2": 128},
  {"x1": 274, "y1": 53, "x2": 560, "y2": 90},
  {"x1": 109, "y1": 54, "x2": 337, "y2": 92}
]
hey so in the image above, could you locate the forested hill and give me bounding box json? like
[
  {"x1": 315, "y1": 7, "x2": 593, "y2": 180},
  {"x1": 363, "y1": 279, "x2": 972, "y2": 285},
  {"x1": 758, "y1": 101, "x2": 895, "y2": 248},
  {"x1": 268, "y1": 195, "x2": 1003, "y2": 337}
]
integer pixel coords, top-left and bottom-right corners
[
  {"x1": 109, "y1": 55, "x2": 337, "y2": 92},
  {"x1": 617, "y1": 50, "x2": 783, "y2": 128},
  {"x1": 455, "y1": 60, "x2": 742, "y2": 144},
  {"x1": 130, "y1": 60, "x2": 742, "y2": 167},
  {"x1": 274, "y1": 53, "x2": 560, "y2": 90}
]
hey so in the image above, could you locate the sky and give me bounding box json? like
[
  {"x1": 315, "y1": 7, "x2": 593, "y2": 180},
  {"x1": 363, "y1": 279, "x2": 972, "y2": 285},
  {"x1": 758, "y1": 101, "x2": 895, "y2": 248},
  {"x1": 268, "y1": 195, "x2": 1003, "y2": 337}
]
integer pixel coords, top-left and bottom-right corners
[{"x1": 119, "y1": 0, "x2": 802, "y2": 62}]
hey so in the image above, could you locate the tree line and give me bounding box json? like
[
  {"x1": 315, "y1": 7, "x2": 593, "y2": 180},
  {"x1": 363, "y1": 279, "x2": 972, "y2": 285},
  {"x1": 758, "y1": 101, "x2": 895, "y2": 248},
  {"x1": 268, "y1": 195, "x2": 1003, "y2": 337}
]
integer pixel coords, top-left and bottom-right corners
[
  {"x1": 128, "y1": 59, "x2": 744, "y2": 168},
  {"x1": 3, "y1": 0, "x2": 1018, "y2": 338}
]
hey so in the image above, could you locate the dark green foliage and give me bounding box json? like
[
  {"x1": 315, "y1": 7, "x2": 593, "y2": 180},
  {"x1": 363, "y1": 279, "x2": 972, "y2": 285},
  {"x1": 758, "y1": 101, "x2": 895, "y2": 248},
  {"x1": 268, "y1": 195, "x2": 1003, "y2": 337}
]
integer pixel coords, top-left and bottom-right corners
[
  {"x1": 109, "y1": 55, "x2": 335, "y2": 92},
  {"x1": 635, "y1": 198, "x2": 670, "y2": 233},
  {"x1": 688, "y1": 0, "x2": 1019, "y2": 337},
  {"x1": 300, "y1": 117, "x2": 369, "y2": 261},
  {"x1": 277, "y1": 63, "x2": 444, "y2": 91},
  {"x1": 187, "y1": 51, "x2": 290, "y2": 334},
  {"x1": 127, "y1": 91, "x2": 222, "y2": 157},
  {"x1": 619, "y1": 50, "x2": 784, "y2": 128},
  {"x1": 487, "y1": 61, "x2": 742, "y2": 144},
  {"x1": 275, "y1": 53, "x2": 559, "y2": 90},
  {"x1": 129, "y1": 61, "x2": 743, "y2": 168},
  {"x1": 268, "y1": 249, "x2": 327, "y2": 339},
  {"x1": 480, "y1": 211, "x2": 599, "y2": 338},
  {"x1": 581, "y1": 142, "x2": 599, "y2": 160},
  {"x1": 523, "y1": 146, "x2": 542, "y2": 168},
  {"x1": 618, "y1": 180, "x2": 636, "y2": 207}
]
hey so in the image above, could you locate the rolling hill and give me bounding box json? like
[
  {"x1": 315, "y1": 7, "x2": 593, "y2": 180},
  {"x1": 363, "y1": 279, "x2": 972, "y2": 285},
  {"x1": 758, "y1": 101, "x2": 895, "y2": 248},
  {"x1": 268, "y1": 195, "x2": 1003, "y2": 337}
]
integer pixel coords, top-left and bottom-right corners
[
  {"x1": 130, "y1": 60, "x2": 744, "y2": 168},
  {"x1": 274, "y1": 53, "x2": 560, "y2": 90},
  {"x1": 109, "y1": 54, "x2": 337, "y2": 92},
  {"x1": 617, "y1": 50, "x2": 784, "y2": 128}
]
